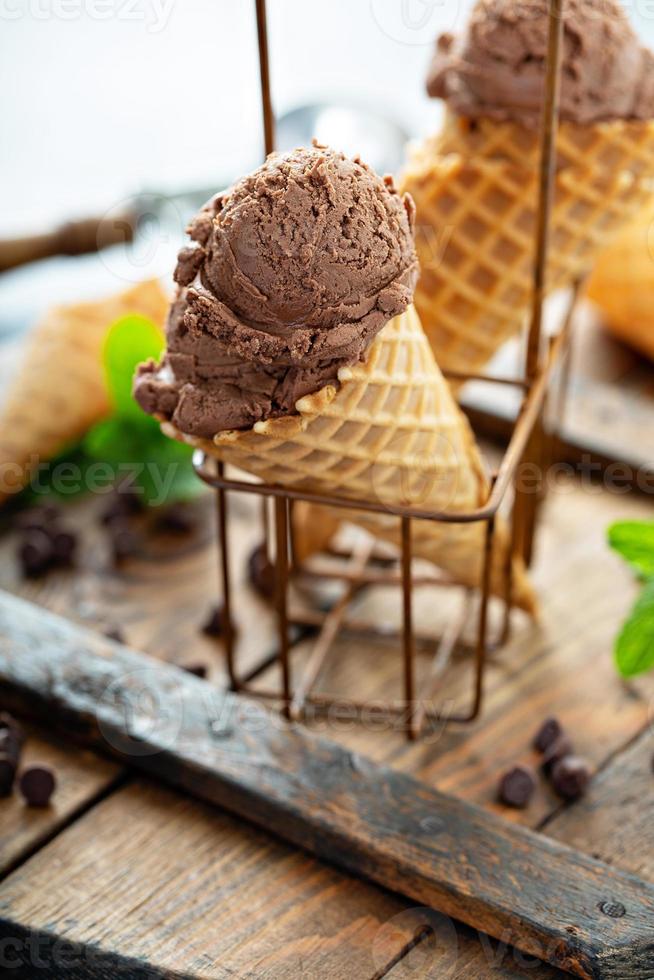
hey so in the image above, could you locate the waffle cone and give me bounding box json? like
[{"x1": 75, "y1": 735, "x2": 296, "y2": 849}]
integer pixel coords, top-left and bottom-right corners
[
  {"x1": 162, "y1": 305, "x2": 536, "y2": 614},
  {"x1": 586, "y1": 213, "x2": 654, "y2": 361},
  {"x1": 0, "y1": 279, "x2": 169, "y2": 502},
  {"x1": 401, "y1": 114, "x2": 654, "y2": 381}
]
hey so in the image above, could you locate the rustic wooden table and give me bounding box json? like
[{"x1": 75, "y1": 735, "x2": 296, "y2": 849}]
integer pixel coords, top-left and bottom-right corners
[{"x1": 0, "y1": 460, "x2": 652, "y2": 978}]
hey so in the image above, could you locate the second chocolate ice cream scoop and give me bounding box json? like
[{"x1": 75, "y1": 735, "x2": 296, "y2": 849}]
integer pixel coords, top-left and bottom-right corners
[{"x1": 428, "y1": 0, "x2": 654, "y2": 126}]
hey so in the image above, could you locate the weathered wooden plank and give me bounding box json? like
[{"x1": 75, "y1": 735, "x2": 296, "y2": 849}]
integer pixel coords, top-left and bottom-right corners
[
  {"x1": 384, "y1": 922, "x2": 563, "y2": 979},
  {"x1": 0, "y1": 779, "x2": 411, "y2": 980},
  {"x1": 0, "y1": 593, "x2": 651, "y2": 978}
]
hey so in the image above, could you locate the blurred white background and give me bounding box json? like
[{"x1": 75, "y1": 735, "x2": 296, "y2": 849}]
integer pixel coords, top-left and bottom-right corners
[
  {"x1": 2, "y1": 0, "x2": 654, "y2": 333},
  {"x1": 0, "y1": 0, "x2": 457, "y2": 234},
  {"x1": 4, "y1": 0, "x2": 654, "y2": 230}
]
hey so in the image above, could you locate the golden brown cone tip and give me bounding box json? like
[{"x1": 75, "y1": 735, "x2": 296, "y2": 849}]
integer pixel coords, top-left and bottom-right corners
[
  {"x1": 0, "y1": 279, "x2": 169, "y2": 504},
  {"x1": 159, "y1": 306, "x2": 537, "y2": 616},
  {"x1": 586, "y1": 213, "x2": 654, "y2": 361}
]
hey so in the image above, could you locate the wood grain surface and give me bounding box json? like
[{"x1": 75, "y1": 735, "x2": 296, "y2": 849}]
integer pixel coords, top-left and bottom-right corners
[
  {"x1": 0, "y1": 727, "x2": 120, "y2": 879},
  {"x1": 0, "y1": 473, "x2": 652, "y2": 977},
  {"x1": 0, "y1": 592, "x2": 653, "y2": 979}
]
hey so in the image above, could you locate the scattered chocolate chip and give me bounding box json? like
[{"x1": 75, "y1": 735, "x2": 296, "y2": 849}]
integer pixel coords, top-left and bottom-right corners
[
  {"x1": 541, "y1": 735, "x2": 575, "y2": 776},
  {"x1": 109, "y1": 523, "x2": 140, "y2": 564},
  {"x1": 50, "y1": 529, "x2": 77, "y2": 567},
  {"x1": 533, "y1": 717, "x2": 563, "y2": 754},
  {"x1": 18, "y1": 529, "x2": 55, "y2": 578},
  {"x1": 498, "y1": 765, "x2": 536, "y2": 808},
  {"x1": 202, "y1": 605, "x2": 225, "y2": 638},
  {"x1": 104, "y1": 627, "x2": 126, "y2": 644},
  {"x1": 182, "y1": 662, "x2": 208, "y2": 679},
  {"x1": 247, "y1": 543, "x2": 276, "y2": 600},
  {"x1": 19, "y1": 765, "x2": 56, "y2": 807},
  {"x1": 0, "y1": 758, "x2": 16, "y2": 796},
  {"x1": 16, "y1": 503, "x2": 60, "y2": 532},
  {"x1": 0, "y1": 712, "x2": 23, "y2": 740},
  {"x1": 154, "y1": 504, "x2": 194, "y2": 535},
  {"x1": 100, "y1": 488, "x2": 143, "y2": 526},
  {"x1": 551, "y1": 756, "x2": 590, "y2": 801},
  {"x1": 0, "y1": 717, "x2": 25, "y2": 796}
]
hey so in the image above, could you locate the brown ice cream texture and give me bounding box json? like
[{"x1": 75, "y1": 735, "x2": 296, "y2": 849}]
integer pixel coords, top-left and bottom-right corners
[
  {"x1": 135, "y1": 145, "x2": 418, "y2": 437},
  {"x1": 427, "y1": 0, "x2": 654, "y2": 126}
]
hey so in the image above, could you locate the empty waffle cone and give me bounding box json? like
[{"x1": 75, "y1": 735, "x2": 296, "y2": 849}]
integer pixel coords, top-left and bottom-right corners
[
  {"x1": 400, "y1": 114, "x2": 654, "y2": 382},
  {"x1": 0, "y1": 279, "x2": 169, "y2": 502},
  {"x1": 162, "y1": 305, "x2": 537, "y2": 614},
  {"x1": 586, "y1": 213, "x2": 654, "y2": 361}
]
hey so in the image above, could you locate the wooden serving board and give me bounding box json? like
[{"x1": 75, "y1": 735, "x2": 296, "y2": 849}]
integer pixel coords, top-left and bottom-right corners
[{"x1": 0, "y1": 469, "x2": 653, "y2": 977}]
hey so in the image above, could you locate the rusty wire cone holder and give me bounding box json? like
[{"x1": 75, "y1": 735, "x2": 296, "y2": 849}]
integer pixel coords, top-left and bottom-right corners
[{"x1": 193, "y1": 0, "x2": 574, "y2": 739}]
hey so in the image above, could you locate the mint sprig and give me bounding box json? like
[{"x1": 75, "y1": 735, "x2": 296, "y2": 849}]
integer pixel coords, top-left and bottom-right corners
[
  {"x1": 608, "y1": 520, "x2": 654, "y2": 677},
  {"x1": 81, "y1": 313, "x2": 203, "y2": 506}
]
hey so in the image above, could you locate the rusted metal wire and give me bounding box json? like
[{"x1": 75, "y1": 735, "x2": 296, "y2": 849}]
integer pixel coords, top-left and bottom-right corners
[{"x1": 199, "y1": 0, "x2": 573, "y2": 738}]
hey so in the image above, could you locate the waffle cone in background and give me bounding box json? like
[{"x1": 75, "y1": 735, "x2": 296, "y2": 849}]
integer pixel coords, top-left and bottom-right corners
[
  {"x1": 290, "y1": 502, "x2": 342, "y2": 565},
  {"x1": 586, "y1": 213, "x2": 654, "y2": 361},
  {"x1": 400, "y1": 114, "x2": 654, "y2": 383},
  {"x1": 0, "y1": 279, "x2": 169, "y2": 503},
  {"x1": 162, "y1": 306, "x2": 536, "y2": 614}
]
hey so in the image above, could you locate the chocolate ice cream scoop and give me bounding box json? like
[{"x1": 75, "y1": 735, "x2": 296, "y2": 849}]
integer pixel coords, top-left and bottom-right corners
[
  {"x1": 135, "y1": 145, "x2": 418, "y2": 437},
  {"x1": 427, "y1": 0, "x2": 654, "y2": 126}
]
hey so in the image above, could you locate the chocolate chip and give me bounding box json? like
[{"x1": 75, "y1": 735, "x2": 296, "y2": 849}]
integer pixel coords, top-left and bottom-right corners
[
  {"x1": 104, "y1": 627, "x2": 125, "y2": 644},
  {"x1": 541, "y1": 735, "x2": 575, "y2": 776},
  {"x1": 110, "y1": 523, "x2": 140, "y2": 564},
  {"x1": 51, "y1": 529, "x2": 77, "y2": 567},
  {"x1": 19, "y1": 766, "x2": 56, "y2": 807},
  {"x1": 0, "y1": 713, "x2": 24, "y2": 795},
  {"x1": 0, "y1": 712, "x2": 23, "y2": 741},
  {"x1": 533, "y1": 717, "x2": 563, "y2": 754},
  {"x1": 498, "y1": 765, "x2": 536, "y2": 808},
  {"x1": 18, "y1": 529, "x2": 55, "y2": 578},
  {"x1": 100, "y1": 489, "x2": 143, "y2": 526},
  {"x1": 16, "y1": 503, "x2": 60, "y2": 533},
  {"x1": 551, "y1": 756, "x2": 590, "y2": 801},
  {"x1": 247, "y1": 543, "x2": 276, "y2": 600},
  {"x1": 154, "y1": 504, "x2": 194, "y2": 535},
  {"x1": 182, "y1": 662, "x2": 208, "y2": 679},
  {"x1": 201, "y1": 605, "x2": 225, "y2": 638},
  {"x1": 0, "y1": 758, "x2": 16, "y2": 796}
]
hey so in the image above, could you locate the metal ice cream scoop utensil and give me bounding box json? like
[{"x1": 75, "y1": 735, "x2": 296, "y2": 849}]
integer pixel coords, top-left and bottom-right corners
[{"x1": 276, "y1": 103, "x2": 408, "y2": 177}]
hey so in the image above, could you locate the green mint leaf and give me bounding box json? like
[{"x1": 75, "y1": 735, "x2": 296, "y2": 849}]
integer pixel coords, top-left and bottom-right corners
[
  {"x1": 608, "y1": 521, "x2": 654, "y2": 579},
  {"x1": 136, "y1": 455, "x2": 205, "y2": 505},
  {"x1": 615, "y1": 578, "x2": 654, "y2": 678},
  {"x1": 84, "y1": 418, "x2": 147, "y2": 464},
  {"x1": 83, "y1": 418, "x2": 203, "y2": 506},
  {"x1": 103, "y1": 314, "x2": 163, "y2": 422}
]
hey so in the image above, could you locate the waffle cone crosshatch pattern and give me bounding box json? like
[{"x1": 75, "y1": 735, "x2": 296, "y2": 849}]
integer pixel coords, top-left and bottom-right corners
[{"x1": 185, "y1": 0, "x2": 601, "y2": 738}]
